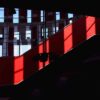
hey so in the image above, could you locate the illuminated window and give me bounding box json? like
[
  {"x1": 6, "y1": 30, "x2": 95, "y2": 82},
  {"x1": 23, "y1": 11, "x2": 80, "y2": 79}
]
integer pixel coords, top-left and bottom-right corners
[
  {"x1": 0, "y1": 27, "x2": 3, "y2": 38},
  {"x1": 0, "y1": 45, "x2": 2, "y2": 57},
  {"x1": 14, "y1": 26, "x2": 19, "y2": 40},
  {"x1": 14, "y1": 32, "x2": 19, "y2": 40},
  {"x1": 68, "y1": 13, "x2": 73, "y2": 23},
  {"x1": 26, "y1": 30, "x2": 31, "y2": 39},
  {"x1": 42, "y1": 28, "x2": 48, "y2": 39},
  {"x1": 53, "y1": 26, "x2": 59, "y2": 34},
  {"x1": 14, "y1": 43, "x2": 32, "y2": 56},
  {"x1": 0, "y1": 8, "x2": 4, "y2": 23},
  {"x1": 14, "y1": 45, "x2": 20, "y2": 56},
  {"x1": 14, "y1": 26, "x2": 32, "y2": 56},
  {"x1": 68, "y1": 13, "x2": 73, "y2": 18},
  {"x1": 56, "y1": 26, "x2": 59, "y2": 32},
  {"x1": 27, "y1": 10, "x2": 32, "y2": 23},
  {"x1": 40, "y1": 10, "x2": 45, "y2": 22},
  {"x1": 13, "y1": 8, "x2": 19, "y2": 23},
  {"x1": 14, "y1": 26, "x2": 20, "y2": 56},
  {"x1": 56, "y1": 12, "x2": 60, "y2": 20},
  {"x1": 26, "y1": 26, "x2": 31, "y2": 39},
  {"x1": 20, "y1": 45, "x2": 31, "y2": 55},
  {"x1": 0, "y1": 34, "x2": 3, "y2": 38},
  {"x1": 46, "y1": 28, "x2": 48, "y2": 38},
  {"x1": 14, "y1": 44, "x2": 32, "y2": 56}
]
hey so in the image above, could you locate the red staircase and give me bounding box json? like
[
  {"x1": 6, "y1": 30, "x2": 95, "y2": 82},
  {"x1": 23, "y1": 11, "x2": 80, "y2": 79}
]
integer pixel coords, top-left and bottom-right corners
[{"x1": 0, "y1": 16, "x2": 100, "y2": 86}]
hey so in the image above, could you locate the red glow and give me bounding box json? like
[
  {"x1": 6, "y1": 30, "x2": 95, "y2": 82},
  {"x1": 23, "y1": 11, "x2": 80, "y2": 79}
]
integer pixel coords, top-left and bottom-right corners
[
  {"x1": 64, "y1": 25, "x2": 73, "y2": 53},
  {"x1": 38, "y1": 43, "x2": 43, "y2": 70},
  {"x1": 45, "y1": 40, "x2": 49, "y2": 53},
  {"x1": 45, "y1": 40, "x2": 49, "y2": 66},
  {"x1": 86, "y1": 16, "x2": 96, "y2": 39},
  {"x1": 38, "y1": 40, "x2": 50, "y2": 69},
  {"x1": 38, "y1": 61, "x2": 43, "y2": 70},
  {"x1": 38, "y1": 43, "x2": 43, "y2": 53},
  {"x1": 14, "y1": 56, "x2": 24, "y2": 84}
]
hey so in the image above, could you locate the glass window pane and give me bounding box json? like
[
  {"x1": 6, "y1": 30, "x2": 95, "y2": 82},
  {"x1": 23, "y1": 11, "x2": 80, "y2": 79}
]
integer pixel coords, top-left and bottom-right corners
[
  {"x1": 41, "y1": 17, "x2": 44, "y2": 22},
  {"x1": 41, "y1": 10, "x2": 43, "y2": 16},
  {"x1": 26, "y1": 30, "x2": 31, "y2": 39},
  {"x1": 0, "y1": 8, "x2": 4, "y2": 23},
  {"x1": 56, "y1": 12, "x2": 60, "y2": 20},
  {"x1": 20, "y1": 45, "x2": 31, "y2": 55},
  {"x1": 26, "y1": 26, "x2": 31, "y2": 39},
  {"x1": 56, "y1": 26, "x2": 59, "y2": 32},
  {"x1": 68, "y1": 13, "x2": 73, "y2": 23},
  {"x1": 14, "y1": 32, "x2": 19, "y2": 40},
  {"x1": 0, "y1": 34, "x2": 3, "y2": 38},
  {"x1": 14, "y1": 45, "x2": 19, "y2": 56},
  {"x1": 68, "y1": 13, "x2": 73, "y2": 18},
  {"x1": 0, "y1": 45, "x2": 2, "y2": 57},
  {"x1": 14, "y1": 26, "x2": 19, "y2": 40},
  {"x1": 53, "y1": 27, "x2": 55, "y2": 34},
  {"x1": 27, "y1": 18, "x2": 31, "y2": 23},
  {"x1": 13, "y1": 8, "x2": 19, "y2": 23},
  {"x1": 42, "y1": 28, "x2": 44, "y2": 36},
  {"x1": 40, "y1": 10, "x2": 45, "y2": 22},
  {"x1": 27, "y1": 10, "x2": 32, "y2": 23},
  {"x1": 27, "y1": 10, "x2": 32, "y2": 17},
  {"x1": 53, "y1": 26, "x2": 59, "y2": 34}
]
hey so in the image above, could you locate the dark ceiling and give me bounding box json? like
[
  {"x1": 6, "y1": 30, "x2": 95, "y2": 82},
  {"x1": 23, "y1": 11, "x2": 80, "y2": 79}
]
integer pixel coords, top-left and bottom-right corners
[{"x1": 0, "y1": 0, "x2": 100, "y2": 17}]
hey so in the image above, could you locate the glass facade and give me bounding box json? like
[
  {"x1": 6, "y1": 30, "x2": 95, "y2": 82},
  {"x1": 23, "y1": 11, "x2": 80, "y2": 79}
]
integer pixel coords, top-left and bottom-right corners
[{"x1": 0, "y1": 7, "x2": 77, "y2": 57}]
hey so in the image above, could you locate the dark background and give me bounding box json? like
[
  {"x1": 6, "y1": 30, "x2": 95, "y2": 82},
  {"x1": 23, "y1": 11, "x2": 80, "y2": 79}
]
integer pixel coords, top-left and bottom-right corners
[{"x1": 0, "y1": 0, "x2": 100, "y2": 17}]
